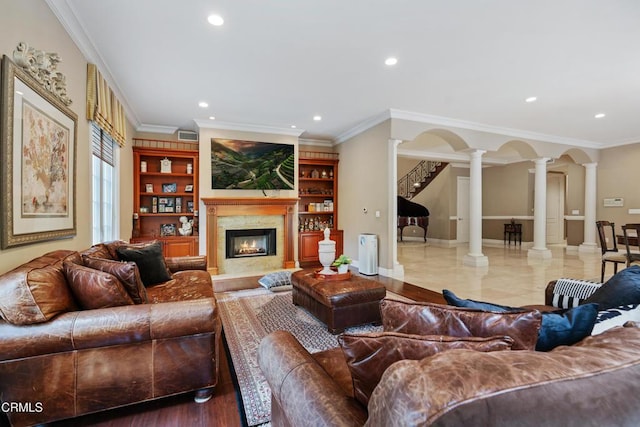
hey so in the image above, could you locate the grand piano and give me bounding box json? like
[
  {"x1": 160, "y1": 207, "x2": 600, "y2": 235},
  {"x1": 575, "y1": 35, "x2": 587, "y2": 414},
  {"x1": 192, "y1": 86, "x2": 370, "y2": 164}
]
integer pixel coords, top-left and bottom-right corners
[{"x1": 397, "y1": 196, "x2": 429, "y2": 242}]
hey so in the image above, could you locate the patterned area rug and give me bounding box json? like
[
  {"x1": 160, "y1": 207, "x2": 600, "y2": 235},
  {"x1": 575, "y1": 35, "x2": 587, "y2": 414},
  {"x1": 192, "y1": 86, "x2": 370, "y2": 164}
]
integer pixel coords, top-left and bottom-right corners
[{"x1": 217, "y1": 288, "x2": 407, "y2": 426}]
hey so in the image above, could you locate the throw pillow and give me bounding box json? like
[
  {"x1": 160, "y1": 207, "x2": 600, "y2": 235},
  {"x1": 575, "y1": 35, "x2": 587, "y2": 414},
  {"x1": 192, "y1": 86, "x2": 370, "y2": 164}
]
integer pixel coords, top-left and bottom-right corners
[
  {"x1": 115, "y1": 241, "x2": 172, "y2": 287},
  {"x1": 442, "y1": 289, "x2": 599, "y2": 351},
  {"x1": 0, "y1": 251, "x2": 79, "y2": 325},
  {"x1": 82, "y1": 255, "x2": 148, "y2": 304},
  {"x1": 583, "y1": 266, "x2": 640, "y2": 310},
  {"x1": 592, "y1": 304, "x2": 640, "y2": 335},
  {"x1": 63, "y1": 262, "x2": 134, "y2": 309},
  {"x1": 380, "y1": 299, "x2": 542, "y2": 350},
  {"x1": 258, "y1": 271, "x2": 292, "y2": 292},
  {"x1": 339, "y1": 332, "x2": 514, "y2": 406}
]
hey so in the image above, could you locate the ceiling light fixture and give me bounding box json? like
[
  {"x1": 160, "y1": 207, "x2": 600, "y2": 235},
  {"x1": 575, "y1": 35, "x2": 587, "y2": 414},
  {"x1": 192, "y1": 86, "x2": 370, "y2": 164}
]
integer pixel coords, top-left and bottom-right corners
[
  {"x1": 595, "y1": 113, "x2": 606, "y2": 119},
  {"x1": 209, "y1": 116, "x2": 216, "y2": 120},
  {"x1": 290, "y1": 125, "x2": 297, "y2": 128},
  {"x1": 525, "y1": 96, "x2": 537, "y2": 103},
  {"x1": 313, "y1": 115, "x2": 322, "y2": 121},
  {"x1": 385, "y1": 57, "x2": 398, "y2": 66},
  {"x1": 207, "y1": 14, "x2": 224, "y2": 26},
  {"x1": 198, "y1": 101, "x2": 208, "y2": 108}
]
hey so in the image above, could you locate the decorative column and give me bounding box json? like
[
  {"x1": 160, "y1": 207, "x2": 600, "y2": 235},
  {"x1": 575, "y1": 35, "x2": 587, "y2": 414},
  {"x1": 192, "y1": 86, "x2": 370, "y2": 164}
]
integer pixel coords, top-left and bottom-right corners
[
  {"x1": 528, "y1": 158, "x2": 552, "y2": 259},
  {"x1": 463, "y1": 149, "x2": 489, "y2": 267},
  {"x1": 579, "y1": 163, "x2": 598, "y2": 253},
  {"x1": 389, "y1": 139, "x2": 405, "y2": 279}
]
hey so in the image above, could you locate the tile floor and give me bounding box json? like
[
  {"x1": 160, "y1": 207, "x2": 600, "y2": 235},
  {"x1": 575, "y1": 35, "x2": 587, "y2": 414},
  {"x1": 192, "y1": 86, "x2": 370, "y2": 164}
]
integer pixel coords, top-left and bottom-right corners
[{"x1": 398, "y1": 242, "x2": 607, "y2": 307}]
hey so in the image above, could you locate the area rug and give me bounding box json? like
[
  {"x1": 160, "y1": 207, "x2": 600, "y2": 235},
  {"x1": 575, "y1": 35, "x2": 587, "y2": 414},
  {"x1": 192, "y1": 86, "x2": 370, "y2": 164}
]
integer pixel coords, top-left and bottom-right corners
[{"x1": 217, "y1": 288, "x2": 409, "y2": 426}]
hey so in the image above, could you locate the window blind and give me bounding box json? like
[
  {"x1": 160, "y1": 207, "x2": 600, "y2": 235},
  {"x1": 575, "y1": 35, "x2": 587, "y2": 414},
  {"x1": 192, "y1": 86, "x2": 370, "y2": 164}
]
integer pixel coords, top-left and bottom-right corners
[{"x1": 91, "y1": 122, "x2": 115, "y2": 166}]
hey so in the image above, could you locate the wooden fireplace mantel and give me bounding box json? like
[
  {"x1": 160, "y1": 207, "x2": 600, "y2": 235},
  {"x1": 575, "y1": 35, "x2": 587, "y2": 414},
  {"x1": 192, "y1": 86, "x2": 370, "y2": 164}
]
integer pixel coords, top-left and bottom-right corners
[{"x1": 201, "y1": 198, "x2": 298, "y2": 274}]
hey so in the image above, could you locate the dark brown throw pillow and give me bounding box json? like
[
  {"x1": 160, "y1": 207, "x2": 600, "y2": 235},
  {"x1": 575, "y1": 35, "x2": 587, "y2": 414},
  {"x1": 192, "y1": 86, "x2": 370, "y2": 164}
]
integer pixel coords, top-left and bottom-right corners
[
  {"x1": 82, "y1": 255, "x2": 148, "y2": 304},
  {"x1": 115, "y1": 241, "x2": 172, "y2": 287},
  {"x1": 380, "y1": 299, "x2": 542, "y2": 350},
  {"x1": 63, "y1": 262, "x2": 134, "y2": 309},
  {"x1": 339, "y1": 331, "x2": 514, "y2": 406}
]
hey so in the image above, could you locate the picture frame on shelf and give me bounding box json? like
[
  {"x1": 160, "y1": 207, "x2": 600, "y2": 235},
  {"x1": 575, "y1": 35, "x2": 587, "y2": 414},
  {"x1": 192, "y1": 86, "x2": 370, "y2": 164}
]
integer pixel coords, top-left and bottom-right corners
[
  {"x1": 145, "y1": 183, "x2": 154, "y2": 193},
  {"x1": 184, "y1": 184, "x2": 193, "y2": 193},
  {"x1": 1, "y1": 55, "x2": 77, "y2": 248},
  {"x1": 160, "y1": 223, "x2": 177, "y2": 237},
  {"x1": 162, "y1": 182, "x2": 177, "y2": 193},
  {"x1": 187, "y1": 201, "x2": 194, "y2": 213},
  {"x1": 160, "y1": 157, "x2": 172, "y2": 173}
]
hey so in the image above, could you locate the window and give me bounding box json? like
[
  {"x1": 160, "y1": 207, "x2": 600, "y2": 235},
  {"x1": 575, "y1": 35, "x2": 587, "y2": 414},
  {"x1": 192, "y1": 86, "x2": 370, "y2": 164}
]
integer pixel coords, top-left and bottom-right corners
[{"x1": 91, "y1": 122, "x2": 118, "y2": 244}]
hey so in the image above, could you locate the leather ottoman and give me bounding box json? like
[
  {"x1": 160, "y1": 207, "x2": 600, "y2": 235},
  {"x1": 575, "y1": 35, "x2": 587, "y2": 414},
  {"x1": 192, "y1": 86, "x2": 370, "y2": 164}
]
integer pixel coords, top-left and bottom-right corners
[{"x1": 291, "y1": 269, "x2": 387, "y2": 334}]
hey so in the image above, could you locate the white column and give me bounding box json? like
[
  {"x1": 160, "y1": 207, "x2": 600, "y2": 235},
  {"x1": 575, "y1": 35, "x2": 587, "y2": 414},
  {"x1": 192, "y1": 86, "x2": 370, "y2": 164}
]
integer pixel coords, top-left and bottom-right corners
[
  {"x1": 528, "y1": 157, "x2": 552, "y2": 259},
  {"x1": 579, "y1": 162, "x2": 599, "y2": 253},
  {"x1": 388, "y1": 139, "x2": 405, "y2": 279},
  {"x1": 463, "y1": 149, "x2": 489, "y2": 267}
]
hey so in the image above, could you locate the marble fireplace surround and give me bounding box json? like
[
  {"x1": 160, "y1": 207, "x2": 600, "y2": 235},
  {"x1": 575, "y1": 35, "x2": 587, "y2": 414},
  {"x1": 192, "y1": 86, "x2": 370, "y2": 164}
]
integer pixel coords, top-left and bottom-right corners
[{"x1": 202, "y1": 197, "x2": 298, "y2": 275}]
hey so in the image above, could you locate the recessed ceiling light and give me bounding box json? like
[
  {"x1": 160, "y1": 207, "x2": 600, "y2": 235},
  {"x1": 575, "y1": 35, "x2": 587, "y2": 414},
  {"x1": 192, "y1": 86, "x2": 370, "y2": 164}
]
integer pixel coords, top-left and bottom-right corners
[
  {"x1": 209, "y1": 116, "x2": 216, "y2": 120},
  {"x1": 207, "y1": 14, "x2": 224, "y2": 26},
  {"x1": 595, "y1": 113, "x2": 606, "y2": 119},
  {"x1": 525, "y1": 96, "x2": 537, "y2": 103},
  {"x1": 290, "y1": 125, "x2": 297, "y2": 129},
  {"x1": 313, "y1": 115, "x2": 322, "y2": 121},
  {"x1": 385, "y1": 57, "x2": 398, "y2": 66},
  {"x1": 198, "y1": 101, "x2": 208, "y2": 108}
]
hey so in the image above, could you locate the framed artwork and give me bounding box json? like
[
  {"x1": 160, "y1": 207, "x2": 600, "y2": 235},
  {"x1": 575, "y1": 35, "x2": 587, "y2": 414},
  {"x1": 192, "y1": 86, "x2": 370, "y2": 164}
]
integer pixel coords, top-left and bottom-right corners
[
  {"x1": 184, "y1": 184, "x2": 193, "y2": 192},
  {"x1": 160, "y1": 223, "x2": 176, "y2": 237},
  {"x1": 145, "y1": 183, "x2": 154, "y2": 193},
  {"x1": 162, "y1": 182, "x2": 177, "y2": 193},
  {"x1": 1, "y1": 56, "x2": 77, "y2": 248}
]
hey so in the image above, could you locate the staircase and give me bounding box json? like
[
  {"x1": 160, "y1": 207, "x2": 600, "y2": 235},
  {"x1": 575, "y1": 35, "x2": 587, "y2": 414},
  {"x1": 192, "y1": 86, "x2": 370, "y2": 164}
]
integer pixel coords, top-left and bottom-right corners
[{"x1": 398, "y1": 160, "x2": 448, "y2": 199}]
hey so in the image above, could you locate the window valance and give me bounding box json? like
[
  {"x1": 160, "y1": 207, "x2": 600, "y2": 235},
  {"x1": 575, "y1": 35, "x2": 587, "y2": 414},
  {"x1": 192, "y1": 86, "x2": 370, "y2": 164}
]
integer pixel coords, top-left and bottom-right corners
[{"x1": 86, "y1": 63, "x2": 126, "y2": 146}]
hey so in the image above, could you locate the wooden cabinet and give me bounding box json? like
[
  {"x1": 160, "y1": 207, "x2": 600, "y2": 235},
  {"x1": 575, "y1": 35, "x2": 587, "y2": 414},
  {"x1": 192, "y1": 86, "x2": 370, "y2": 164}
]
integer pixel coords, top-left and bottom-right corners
[
  {"x1": 298, "y1": 152, "x2": 343, "y2": 267},
  {"x1": 131, "y1": 145, "x2": 199, "y2": 256}
]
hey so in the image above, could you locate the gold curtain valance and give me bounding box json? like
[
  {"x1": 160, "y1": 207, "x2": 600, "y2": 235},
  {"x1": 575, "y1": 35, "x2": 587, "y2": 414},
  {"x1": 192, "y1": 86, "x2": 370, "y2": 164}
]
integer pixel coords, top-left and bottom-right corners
[{"x1": 86, "y1": 63, "x2": 126, "y2": 146}]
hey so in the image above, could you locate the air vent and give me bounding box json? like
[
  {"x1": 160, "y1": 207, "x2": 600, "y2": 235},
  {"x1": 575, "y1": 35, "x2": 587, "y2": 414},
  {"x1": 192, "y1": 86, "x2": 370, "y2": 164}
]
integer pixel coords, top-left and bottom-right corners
[{"x1": 177, "y1": 130, "x2": 198, "y2": 141}]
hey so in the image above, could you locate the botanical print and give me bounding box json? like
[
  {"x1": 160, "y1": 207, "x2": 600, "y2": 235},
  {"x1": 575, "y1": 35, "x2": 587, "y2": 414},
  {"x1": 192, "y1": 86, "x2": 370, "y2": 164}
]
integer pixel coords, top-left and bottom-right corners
[{"x1": 21, "y1": 101, "x2": 69, "y2": 217}]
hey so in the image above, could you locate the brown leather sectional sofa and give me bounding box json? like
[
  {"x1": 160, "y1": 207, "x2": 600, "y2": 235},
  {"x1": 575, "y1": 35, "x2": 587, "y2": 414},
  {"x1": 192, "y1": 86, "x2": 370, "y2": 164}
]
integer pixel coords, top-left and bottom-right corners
[
  {"x1": 0, "y1": 241, "x2": 221, "y2": 427},
  {"x1": 258, "y1": 303, "x2": 640, "y2": 426}
]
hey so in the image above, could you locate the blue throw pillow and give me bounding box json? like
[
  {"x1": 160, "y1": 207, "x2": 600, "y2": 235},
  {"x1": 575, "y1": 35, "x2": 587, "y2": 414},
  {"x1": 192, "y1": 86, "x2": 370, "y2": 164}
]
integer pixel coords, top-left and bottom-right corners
[
  {"x1": 583, "y1": 266, "x2": 640, "y2": 310},
  {"x1": 442, "y1": 289, "x2": 599, "y2": 351}
]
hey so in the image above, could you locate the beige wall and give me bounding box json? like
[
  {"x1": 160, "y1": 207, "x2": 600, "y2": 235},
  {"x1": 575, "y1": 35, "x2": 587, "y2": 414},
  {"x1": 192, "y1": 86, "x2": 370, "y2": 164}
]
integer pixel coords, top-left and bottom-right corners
[
  {"x1": 1, "y1": 0, "x2": 135, "y2": 274},
  {"x1": 1, "y1": 0, "x2": 91, "y2": 273},
  {"x1": 597, "y1": 143, "x2": 640, "y2": 236},
  {"x1": 336, "y1": 121, "x2": 391, "y2": 269},
  {"x1": 483, "y1": 161, "x2": 532, "y2": 216}
]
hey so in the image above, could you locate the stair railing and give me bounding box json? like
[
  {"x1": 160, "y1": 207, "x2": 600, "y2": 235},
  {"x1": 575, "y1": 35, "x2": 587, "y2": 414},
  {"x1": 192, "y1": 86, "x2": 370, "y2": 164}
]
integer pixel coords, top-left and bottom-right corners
[{"x1": 397, "y1": 160, "x2": 442, "y2": 199}]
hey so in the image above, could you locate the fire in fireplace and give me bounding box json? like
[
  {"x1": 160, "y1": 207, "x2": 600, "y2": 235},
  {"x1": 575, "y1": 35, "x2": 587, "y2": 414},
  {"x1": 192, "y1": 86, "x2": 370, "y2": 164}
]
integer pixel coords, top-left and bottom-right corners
[{"x1": 226, "y1": 228, "x2": 276, "y2": 259}]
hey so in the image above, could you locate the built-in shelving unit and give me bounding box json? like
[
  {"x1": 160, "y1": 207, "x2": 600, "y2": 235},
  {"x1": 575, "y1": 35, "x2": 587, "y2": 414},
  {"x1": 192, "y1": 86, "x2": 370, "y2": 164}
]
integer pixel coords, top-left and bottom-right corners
[
  {"x1": 131, "y1": 143, "x2": 199, "y2": 256},
  {"x1": 298, "y1": 151, "x2": 343, "y2": 266}
]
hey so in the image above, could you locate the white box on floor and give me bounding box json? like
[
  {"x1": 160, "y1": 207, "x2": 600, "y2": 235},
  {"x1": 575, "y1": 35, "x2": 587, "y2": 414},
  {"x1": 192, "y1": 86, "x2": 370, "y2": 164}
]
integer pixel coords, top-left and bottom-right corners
[{"x1": 358, "y1": 233, "x2": 378, "y2": 275}]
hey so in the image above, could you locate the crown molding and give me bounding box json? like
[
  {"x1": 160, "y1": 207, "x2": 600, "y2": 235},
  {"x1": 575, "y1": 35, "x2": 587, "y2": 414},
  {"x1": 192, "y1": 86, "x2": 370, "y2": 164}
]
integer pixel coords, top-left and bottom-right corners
[
  {"x1": 45, "y1": 0, "x2": 141, "y2": 128},
  {"x1": 334, "y1": 110, "x2": 391, "y2": 144},
  {"x1": 136, "y1": 124, "x2": 179, "y2": 134},
  {"x1": 194, "y1": 119, "x2": 304, "y2": 137},
  {"x1": 299, "y1": 138, "x2": 334, "y2": 147},
  {"x1": 388, "y1": 109, "x2": 603, "y2": 149}
]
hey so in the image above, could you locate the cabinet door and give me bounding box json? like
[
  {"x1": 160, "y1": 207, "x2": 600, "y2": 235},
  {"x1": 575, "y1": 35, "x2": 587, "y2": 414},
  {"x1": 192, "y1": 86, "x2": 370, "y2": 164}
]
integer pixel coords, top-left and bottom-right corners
[
  {"x1": 163, "y1": 238, "x2": 197, "y2": 257},
  {"x1": 299, "y1": 231, "x2": 344, "y2": 265}
]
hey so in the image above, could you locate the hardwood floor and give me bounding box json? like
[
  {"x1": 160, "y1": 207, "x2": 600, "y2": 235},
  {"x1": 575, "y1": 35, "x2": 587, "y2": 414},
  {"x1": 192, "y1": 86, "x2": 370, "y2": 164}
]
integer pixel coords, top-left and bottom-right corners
[{"x1": 0, "y1": 272, "x2": 438, "y2": 427}]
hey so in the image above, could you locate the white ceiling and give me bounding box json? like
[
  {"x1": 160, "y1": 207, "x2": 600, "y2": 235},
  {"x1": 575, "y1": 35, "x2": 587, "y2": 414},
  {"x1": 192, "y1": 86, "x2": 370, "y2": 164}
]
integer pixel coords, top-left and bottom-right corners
[{"x1": 49, "y1": 0, "x2": 640, "y2": 147}]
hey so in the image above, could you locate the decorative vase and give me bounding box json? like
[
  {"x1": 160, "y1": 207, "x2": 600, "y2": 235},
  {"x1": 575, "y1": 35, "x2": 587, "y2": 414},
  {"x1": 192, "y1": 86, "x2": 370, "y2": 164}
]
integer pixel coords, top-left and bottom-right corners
[
  {"x1": 318, "y1": 228, "x2": 336, "y2": 275},
  {"x1": 337, "y1": 264, "x2": 349, "y2": 274}
]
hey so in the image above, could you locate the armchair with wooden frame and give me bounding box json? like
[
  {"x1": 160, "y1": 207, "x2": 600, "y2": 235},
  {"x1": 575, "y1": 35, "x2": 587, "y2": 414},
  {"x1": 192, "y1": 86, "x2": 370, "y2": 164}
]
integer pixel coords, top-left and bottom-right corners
[
  {"x1": 622, "y1": 223, "x2": 640, "y2": 268},
  {"x1": 596, "y1": 221, "x2": 627, "y2": 283}
]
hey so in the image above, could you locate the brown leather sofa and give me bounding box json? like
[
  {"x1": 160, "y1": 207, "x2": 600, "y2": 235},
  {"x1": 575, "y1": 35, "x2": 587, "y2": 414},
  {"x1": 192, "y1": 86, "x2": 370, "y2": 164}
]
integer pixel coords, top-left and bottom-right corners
[
  {"x1": 0, "y1": 241, "x2": 221, "y2": 427},
  {"x1": 258, "y1": 313, "x2": 640, "y2": 426}
]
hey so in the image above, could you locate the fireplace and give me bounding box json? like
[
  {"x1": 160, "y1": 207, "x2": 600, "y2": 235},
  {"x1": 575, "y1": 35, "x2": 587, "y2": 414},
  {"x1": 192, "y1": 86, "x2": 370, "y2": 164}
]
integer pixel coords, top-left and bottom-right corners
[{"x1": 226, "y1": 228, "x2": 276, "y2": 259}]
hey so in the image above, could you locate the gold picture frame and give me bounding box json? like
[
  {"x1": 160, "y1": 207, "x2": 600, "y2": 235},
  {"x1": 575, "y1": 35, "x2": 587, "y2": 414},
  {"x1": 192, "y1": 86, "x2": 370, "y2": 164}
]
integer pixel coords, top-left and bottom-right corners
[{"x1": 1, "y1": 55, "x2": 77, "y2": 248}]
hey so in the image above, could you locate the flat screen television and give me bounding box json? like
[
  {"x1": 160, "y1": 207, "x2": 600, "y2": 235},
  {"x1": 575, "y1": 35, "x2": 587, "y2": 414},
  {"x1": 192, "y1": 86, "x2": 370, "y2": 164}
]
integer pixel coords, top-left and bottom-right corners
[{"x1": 211, "y1": 139, "x2": 295, "y2": 190}]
